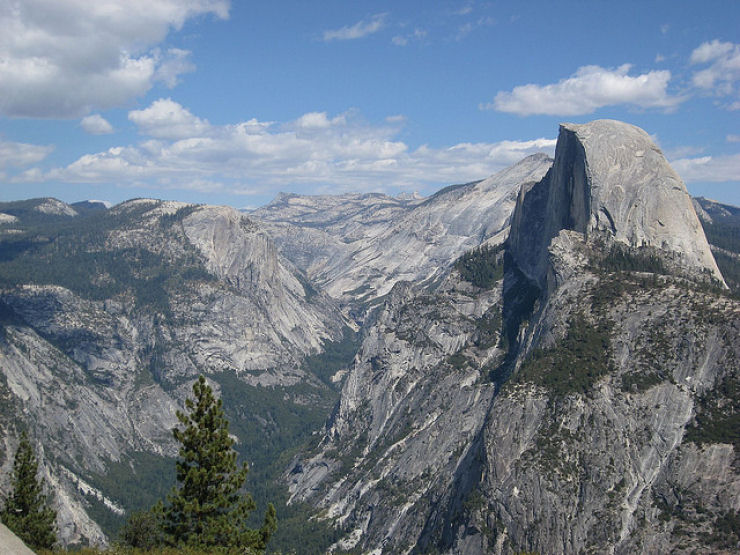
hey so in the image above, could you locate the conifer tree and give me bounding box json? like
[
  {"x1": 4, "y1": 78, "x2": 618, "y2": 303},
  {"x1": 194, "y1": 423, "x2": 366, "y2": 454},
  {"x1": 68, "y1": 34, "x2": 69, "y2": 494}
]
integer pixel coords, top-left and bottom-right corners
[
  {"x1": 0, "y1": 431, "x2": 57, "y2": 550},
  {"x1": 161, "y1": 375, "x2": 277, "y2": 551}
]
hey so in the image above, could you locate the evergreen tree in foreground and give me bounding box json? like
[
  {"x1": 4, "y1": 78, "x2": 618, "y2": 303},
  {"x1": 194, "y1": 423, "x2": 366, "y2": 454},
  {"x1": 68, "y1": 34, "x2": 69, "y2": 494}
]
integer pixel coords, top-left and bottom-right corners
[
  {"x1": 0, "y1": 431, "x2": 57, "y2": 550},
  {"x1": 161, "y1": 375, "x2": 277, "y2": 551}
]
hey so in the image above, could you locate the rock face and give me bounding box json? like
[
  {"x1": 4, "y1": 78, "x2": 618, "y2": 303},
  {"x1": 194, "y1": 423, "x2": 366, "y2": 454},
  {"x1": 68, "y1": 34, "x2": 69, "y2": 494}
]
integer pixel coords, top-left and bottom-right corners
[
  {"x1": 0, "y1": 522, "x2": 35, "y2": 555},
  {"x1": 0, "y1": 199, "x2": 346, "y2": 545},
  {"x1": 1, "y1": 120, "x2": 738, "y2": 554},
  {"x1": 509, "y1": 120, "x2": 724, "y2": 290},
  {"x1": 253, "y1": 154, "x2": 552, "y2": 312},
  {"x1": 287, "y1": 121, "x2": 739, "y2": 554}
]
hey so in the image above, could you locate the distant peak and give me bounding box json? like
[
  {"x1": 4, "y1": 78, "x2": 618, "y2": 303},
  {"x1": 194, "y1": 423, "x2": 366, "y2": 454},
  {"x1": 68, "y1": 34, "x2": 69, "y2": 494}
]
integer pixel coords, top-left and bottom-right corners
[
  {"x1": 34, "y1": 198, "x2": 78, "y2": 217},
  {"x1": 396, "y1": 191, "x2": 424, "y2": 201}
]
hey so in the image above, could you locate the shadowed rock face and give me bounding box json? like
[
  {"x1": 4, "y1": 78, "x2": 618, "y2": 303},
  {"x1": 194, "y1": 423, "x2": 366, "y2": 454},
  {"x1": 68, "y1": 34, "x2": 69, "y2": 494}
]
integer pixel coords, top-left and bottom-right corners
[{"x1": 509, "y1": 119, "x2": 725, "y2": 289}]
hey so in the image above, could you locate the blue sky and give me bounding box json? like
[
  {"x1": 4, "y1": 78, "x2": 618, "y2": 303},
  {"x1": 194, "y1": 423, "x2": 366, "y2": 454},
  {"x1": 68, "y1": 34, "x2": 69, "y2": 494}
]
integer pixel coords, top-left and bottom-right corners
[{"x1": 1, "y1": 0, "x2": 739, "y2": 208}]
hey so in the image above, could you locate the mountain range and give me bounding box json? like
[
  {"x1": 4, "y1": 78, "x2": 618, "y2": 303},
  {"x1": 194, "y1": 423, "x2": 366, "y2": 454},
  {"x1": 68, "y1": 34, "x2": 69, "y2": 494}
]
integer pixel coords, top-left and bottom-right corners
[{"x1": 0, "y1": 120, "x2": 738, "y2": 553}]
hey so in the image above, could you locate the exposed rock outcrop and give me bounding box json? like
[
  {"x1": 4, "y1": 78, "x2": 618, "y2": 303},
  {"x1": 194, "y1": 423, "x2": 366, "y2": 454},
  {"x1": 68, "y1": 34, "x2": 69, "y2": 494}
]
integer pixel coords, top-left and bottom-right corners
[
  {"x1": 288, "y1": 121, "x2": 739, "y2": 554},
  {"x1": 253, "y1": 154, "x2": 552, "y2": 312},
  {"x1": 1, "y1": 119, "x2": 737, "y2": 553},
  {"x1": 509, "y1": 120, "x2": 725, "y2": 290},
  {"x1": 0, "y1": 199, "x2": 347, "y2": 545}
]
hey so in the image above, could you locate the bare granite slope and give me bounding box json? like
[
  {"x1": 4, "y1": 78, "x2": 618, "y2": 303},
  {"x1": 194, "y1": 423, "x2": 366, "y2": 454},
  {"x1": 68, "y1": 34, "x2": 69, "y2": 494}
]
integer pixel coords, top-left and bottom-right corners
[
  {"x1": 0, "y1": 200, "x2": 346, "y2": 545},
  {"x1": 253, "y1": 154, "x2": 552, "y2": 310},
  {"x1": 509, "y1": 120, "x2": 724, "y2": 290},
  {"x1": 287, "y1": 121, "x2": 739, "y2": 554}
]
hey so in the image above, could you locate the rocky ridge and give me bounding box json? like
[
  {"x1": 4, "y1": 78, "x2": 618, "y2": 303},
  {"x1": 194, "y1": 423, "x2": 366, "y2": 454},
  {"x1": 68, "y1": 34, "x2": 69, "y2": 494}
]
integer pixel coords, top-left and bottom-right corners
[
  {"x1": 253, "y1": 153, "x2": 552, "y2": 313},
  {"x1": 287, "y1": 120, "x2": 740, "y2": 554},
  {"x1": 509, "y1": 120, "x2": 724, "y2": 291},
  {"x1": 0, "y1": 120, "x2": 738, "y2": 553},
  {"x1": 0, "y1": 199, "x2": 346, "y2": 544}
]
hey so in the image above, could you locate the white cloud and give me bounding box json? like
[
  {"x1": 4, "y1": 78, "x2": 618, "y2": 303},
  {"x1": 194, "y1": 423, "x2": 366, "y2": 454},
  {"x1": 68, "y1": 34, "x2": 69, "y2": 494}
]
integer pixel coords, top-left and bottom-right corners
[
  {"x1": 671, "y1": 153, "x2": 740, "y2": 183},
  {"x1": 129, "y1": 98, "x2": 211, "y2": 139},
  {"x1": 14, "y1": 101, "x2": 556, "y2": 195},
  {"x1": 0, "y1": 0, "x2": 229, "y2": 118},
  {"x1": 323, "y1": 13, "x2": 387, "y2": 42},
  {"x1": 727, "y1": 134, "x2": 740, "y2": 143},
  {"x1": 0, "y1": 139, "x2": 54, "y2": 169},
  {"x1": 690, "y1": 40, "x2": 735, "y2": 65},
  {"x1": 81, "y1": 114, "x2": 114, "y2": 135},
  {"x1": 392, "y1": 28, "x2": 427, "y2": 47},
  {"x1": 153, "y1": 48, "x2": 196, "y2": 88},
  {"x1": 689, "y1": 40, "x2": 740, "y2": 103},
  {"x1": 664, "y1": 145, "x2": 705, "y2": 159},
  {"x1": 485, "y1": 64, "x2": 683, "y2": 116},
  {"x1": 294, "y1": 112, "x2": 345, "y2": 129},
  {"x1": 455, "y1": 16, "x2": 495, "y2": 41}
]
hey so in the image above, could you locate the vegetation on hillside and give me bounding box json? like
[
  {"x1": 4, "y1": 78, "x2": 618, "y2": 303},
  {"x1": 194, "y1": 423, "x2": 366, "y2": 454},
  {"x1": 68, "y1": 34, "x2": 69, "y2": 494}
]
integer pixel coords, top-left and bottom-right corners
[
  {"x1": 696, "y1": 199, "x2": 740, "y2": 296},
  {"x1": 0, "y1": 431, "x2": 57, "y2": 550},
  {"x1": 453, "y1": 243, "x2": 505, "y2": 289},
  {"x1": 116, "y1": 376, "x2": 277, "y2": 552},
  {"x1": 684, "y1": 375, "x2": 740, "y2": 457},
  {"x1": 0, "y1": 201, "x2": 213, "y2": 313},
  {"x1": 512, "y1": 313, "x2": 614, "y2": 397}
]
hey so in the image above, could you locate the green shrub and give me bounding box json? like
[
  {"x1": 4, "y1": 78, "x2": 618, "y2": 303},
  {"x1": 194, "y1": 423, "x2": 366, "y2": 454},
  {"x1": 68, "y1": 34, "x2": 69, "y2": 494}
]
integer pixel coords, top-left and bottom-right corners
[
  {"x1": 513, "y1": 314, "x2": 614, "y2": 397},
  {"x1": 454, "y1": 244, "x2": 505, "y2": 289}
]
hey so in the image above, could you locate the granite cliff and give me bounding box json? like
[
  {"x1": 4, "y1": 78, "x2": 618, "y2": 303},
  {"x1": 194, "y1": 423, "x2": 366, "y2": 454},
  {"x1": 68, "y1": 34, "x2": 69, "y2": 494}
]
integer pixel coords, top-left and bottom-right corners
[
  {"x1": 287, "y1": 120, "x2": 740, "y2": 553},
  {"x1": 508, "y1": 120, "x2": 724, "y2": 291},
  {"x1": 253, "y1": 153, "x2": 552, "y2": 315},
  {"x1": 0, "y1": 199, "x2": 346, "y2": 545}
]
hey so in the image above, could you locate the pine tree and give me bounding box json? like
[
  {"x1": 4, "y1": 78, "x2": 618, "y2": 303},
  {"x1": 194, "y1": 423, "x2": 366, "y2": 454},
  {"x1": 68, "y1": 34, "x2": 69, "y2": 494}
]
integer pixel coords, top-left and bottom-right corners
[
  {"x1": 161, "y1": 375, "x2": 277, "y2": 551},
  {"x1": 0, "y1": 431, "x2": 57, "y2": 550}
]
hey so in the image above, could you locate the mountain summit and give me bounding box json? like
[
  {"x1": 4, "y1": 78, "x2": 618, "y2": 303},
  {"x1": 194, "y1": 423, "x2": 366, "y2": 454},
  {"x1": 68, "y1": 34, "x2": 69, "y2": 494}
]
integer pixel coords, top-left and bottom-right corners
[{"x1": 509, "y1": 119, "x2": 725, "y2": 289}]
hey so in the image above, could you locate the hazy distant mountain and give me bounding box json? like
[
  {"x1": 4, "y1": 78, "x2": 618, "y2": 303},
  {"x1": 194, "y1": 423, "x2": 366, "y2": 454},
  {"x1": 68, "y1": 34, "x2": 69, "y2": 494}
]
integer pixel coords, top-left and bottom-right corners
[{"x1": 252, "y1": 153, "x2": 552, "y2": 317}]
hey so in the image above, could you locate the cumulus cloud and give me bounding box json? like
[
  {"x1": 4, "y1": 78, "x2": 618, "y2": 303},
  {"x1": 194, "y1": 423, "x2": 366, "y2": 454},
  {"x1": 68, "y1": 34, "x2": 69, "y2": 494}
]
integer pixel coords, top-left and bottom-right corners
[
  {"x1": 153, "y1": 48, "x2": 197, "y2": 88},
  {"x1": 0, "y1": 139, "x2": 54, "y2": 169},
  {"x1": 81, "y1": 114, "x2": 114, "y2": 135},
  {"x1": 14, "y1": 100, "x2": 556, "y2": 195},
  {"x1": 323, "y1": 13, "x2": 387, "y2": 42},
  {"x1": 690, "y1": 40, "x2": 740, "y2": 103},
  {"x1": 0, "y1": 0, "x2": 229, "y2": 118},
  {"x1": 129, "y1": 98, "x2": 211, "y2": 139},
  {"x1": 485, "y1": 64, "x2": 683, "y2": 116},
  {"x1": 671, "y1": 153, "x2": 740, "y2": 184},
  {"x1": 294, "y1": 112, "x2": 346, "y2": 129},
  {"x1": 690, "y1": 40, "x2": 735, "y2": 65}
]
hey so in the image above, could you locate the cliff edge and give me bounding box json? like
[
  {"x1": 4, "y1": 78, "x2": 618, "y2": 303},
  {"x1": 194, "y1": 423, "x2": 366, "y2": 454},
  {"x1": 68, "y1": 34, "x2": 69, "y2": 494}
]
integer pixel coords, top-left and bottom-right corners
[{"x1": 509, "y1": 119, "x2": 725, "y2": 289}]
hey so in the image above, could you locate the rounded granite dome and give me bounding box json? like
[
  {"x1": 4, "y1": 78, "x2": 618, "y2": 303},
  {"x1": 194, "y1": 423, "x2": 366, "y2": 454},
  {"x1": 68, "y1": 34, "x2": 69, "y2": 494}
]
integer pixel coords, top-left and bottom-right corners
[{"x1": 509, "y1": 119, "x2": 725, "y2": 287}]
